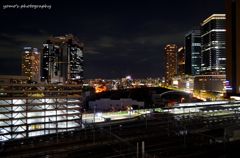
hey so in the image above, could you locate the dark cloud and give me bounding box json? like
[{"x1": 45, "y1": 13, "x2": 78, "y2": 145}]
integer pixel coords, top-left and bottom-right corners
[
  {"x1": 0, "y1": 31, "x2": 49, "y2": 74},
  {"x1": 0, "y1": 58, "x2": 21, "y2": 75}
]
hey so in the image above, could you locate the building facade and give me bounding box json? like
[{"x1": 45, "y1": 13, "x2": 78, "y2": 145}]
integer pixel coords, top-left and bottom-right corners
[
  {"x1": 21, "y1": 47, "x2": 40, "y2": 82},
  {"x1": 164, "y1": 44, "x2": 177, "y2": 85},
  {"x1": 185, "y1": 30, "x2": 201, "y2": 75},
  {"x1": 89, "y1": 98, "x2": 144, "y2": 111},
  {"x1": 0, "y1": 84, "x2": 82, "y2": 141},
  {"x1": 201, "y1": 14, "x2": 226, "y2": 74},
  {"x1": 177, "y1": 47, "x2": 185, "y2": 76},
  {"x1": 226, "y1": 0, "x2": 240, "y2": 95},
  {"x1": 41, "y1": 34, "x2": 84, "y2": 83},
  {"x1": 0, "y1": 75, "x2": 29, "y2": 84},
  {"x1": 194, "y1": 75, "x2": 226, "y2": 93},
  {"x1": 172, "y1": 75, "x2": 194, "y2": 92}
]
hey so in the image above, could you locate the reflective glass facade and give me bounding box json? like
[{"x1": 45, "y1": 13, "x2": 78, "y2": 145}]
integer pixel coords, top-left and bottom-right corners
[
  {"x1": 41, "y1": 35, "x2": 84, "y2": 83},
  {"x1": 185, "y1": 30, "x2": 201, "y2": 75},
  {"x1": 201, "y1": 14, "x2": 226, "y2": 74}
]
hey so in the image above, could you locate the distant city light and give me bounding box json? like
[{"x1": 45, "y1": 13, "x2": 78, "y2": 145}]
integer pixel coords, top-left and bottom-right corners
[
  {"x1": 173, "y1": 80, "x2": 178, "y2": 85},
  {"x1": 126, "y1": 75, "x2": 132, "y2": 80},
  {"x1": 96, "y1": 112, "x2": 103, "y2": 117}
]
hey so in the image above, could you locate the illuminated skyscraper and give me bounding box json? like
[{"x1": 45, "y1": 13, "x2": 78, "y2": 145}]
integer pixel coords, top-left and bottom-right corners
[
  {"x1": 177, "y1": 46, "x2": 185, "y2": 75},
  {"x1": 201, "y1": 14, "x2": 226, "y2": 74},
  {"x1": 21, "y1": 47, "x2": 40, "y2": 82},
  {"x1": 226, "y1": 0, "x2": 240, "y2": 95},
  {"x1": 185, "y1": 30, "x2": 201, "y2": 75},
  {"x1": 41, "y1": 34, "x2": 84, "y2": 83},
  {"x1": 164, "y1": 44, "x2": 177, "y2": 85}
]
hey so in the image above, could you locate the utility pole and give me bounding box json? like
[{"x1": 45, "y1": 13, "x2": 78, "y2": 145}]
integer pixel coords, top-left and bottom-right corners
[
  {"x1": 142, "y1": 141, "x2": 145, "y2": 158},
  {"x1": 136, "y1": 142, "x2": 139, "y2": 158}
]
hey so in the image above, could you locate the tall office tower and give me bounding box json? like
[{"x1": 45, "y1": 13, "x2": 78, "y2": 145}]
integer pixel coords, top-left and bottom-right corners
[
  {"x1": 226, "y1": 0, "x2": 240, "y2": 95},
  {"x1": 164, "y1": 44, "x2": 177, "y2": 85},
  {"x1": 185, "y1": 30, "x2": 201, "y2": 75},
  {"x1": 21, "y1": 47, "x2": 40, "y2": 82},
  {"x1": 201, "y1": 14, "x2": 226, "y2": 74},
  {"x1": 177, "y1": 46, "x2": 185, "y2": 76},
  {"x1": 41, "y1": 34, "x2": 84, "y2": 83}
]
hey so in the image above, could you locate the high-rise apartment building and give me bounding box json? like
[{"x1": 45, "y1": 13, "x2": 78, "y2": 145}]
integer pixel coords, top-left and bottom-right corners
[
  {"x1": 164, "y1": 44, "x2": 177, "y2": 85},
  {"x1": 177, "y1": 46, "x2": 185, "y2": 76},
  {"x1": 226, "y1": 0, "x2": 240, "y2": 95},
  {"x1": 201, "y1": 14, "x2": 226, "y2": 74},
  {"x1": 185, "y1": 30, "x2": 201, "y2": 75},
  {"x1": 41, "y1": 34, "x2": 84, "y2": 83},
  {"x1": 21, "y1": 47, "x2": 40, "y2": 82}
]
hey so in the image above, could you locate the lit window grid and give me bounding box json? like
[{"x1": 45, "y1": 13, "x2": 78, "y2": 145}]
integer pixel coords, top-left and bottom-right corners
[
  {"x1": 0, "y1": 84, "x2": 82, "y2": 141},
  {"x1": 22, "y1": 51, "x2": 40, "y2": 81},
  {"x1": 165, "y1": 44, "x2": 177, "y2": 84}
]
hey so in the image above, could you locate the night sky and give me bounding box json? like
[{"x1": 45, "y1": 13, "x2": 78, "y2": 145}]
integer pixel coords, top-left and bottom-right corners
[{"x1": 0, "y1": 0, "x2": 224, "y2": 79}]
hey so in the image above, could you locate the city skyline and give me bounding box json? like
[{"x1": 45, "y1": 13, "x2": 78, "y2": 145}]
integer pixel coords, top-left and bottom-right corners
[
  {"x1": 2, "y1": 1, "x2": 240, "y2": 155},
  {"x1": 0, "y1": 0, "x2": 224, "y2": 78}
]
